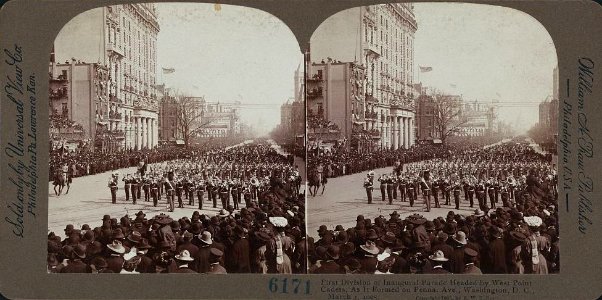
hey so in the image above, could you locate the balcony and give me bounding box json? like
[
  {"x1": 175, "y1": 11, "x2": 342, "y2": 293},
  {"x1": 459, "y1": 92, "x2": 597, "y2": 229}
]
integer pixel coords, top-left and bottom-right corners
[
  {"x1": 49, "y1": 88, "x2": 67, "y2": 99},
  {"x1": 308, "y1": 73, "x2": 323, "y2": 81},
  {"x1": 365, "y1": 111, "x2": 378, "y2": 120},
  {"x1": 307, "y1": 88, "x2": 323, "y2": 98},
  {"x1": 106, "y1": 44, "x2": 125, "y2": 58},
  {"x1": 364, "y1": 43, "x2": 380, "y2": 57}
]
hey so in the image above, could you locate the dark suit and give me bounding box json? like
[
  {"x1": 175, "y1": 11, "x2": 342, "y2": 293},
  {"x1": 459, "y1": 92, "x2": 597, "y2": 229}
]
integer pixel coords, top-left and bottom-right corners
[
  {"x1": 390, "y1": 253, "x2": 409, "y2": 274},
  {"x1": 231, "y1": 238, "x2": 251, "y2": 273},
  {"x1": 358, "y1": 256, "x2": 378, "y2": 274},
  {"x1": 105, "y1": 255, "x2": 125, "y2": 273},
  {"x1": 172, "y1": 265, "x2": 197, "y2": 273},
  {"x1": 136, "y1": 255, "x2": 155, "y2": 273},
  {"x1": 463, "y1": 263, "x2": 482, "y2": 274},
  {"x1": 489, "y1": 238, "x2": 507, "y2": 273},
  {"x1": 60, "y1": 260, "x2": 92, "y2": 273},
  {"x1": 194, "y1": 246, "x2": 212, "y2": 273},
  {"x1": 314, "y1": 261, "x2": 345, "y2": 274},
  {"x1": 449, "y1": 246, "x2": 466, "y2": 274},
  {"x1": 425, "y1": 266, "x2": 451, "y2": 274},
  {"x1": 208, "y1": 263, "x2": 228, "y2": 274}
]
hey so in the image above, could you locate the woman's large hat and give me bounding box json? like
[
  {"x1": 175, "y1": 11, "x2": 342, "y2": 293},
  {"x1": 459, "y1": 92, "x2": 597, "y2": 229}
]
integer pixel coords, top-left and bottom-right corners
[
  {"x1": 107, "y1": 240, "x2": 126, "y2": 254},
  {"x1": 175, "y1": 250, "x2": 194, "y2": 262},
  {"x1": 360, "y1": 241, "x2": 380, "y2": 255},
  {"x1": 428, "y1": 250, "x2": 449, "y2": 262}
]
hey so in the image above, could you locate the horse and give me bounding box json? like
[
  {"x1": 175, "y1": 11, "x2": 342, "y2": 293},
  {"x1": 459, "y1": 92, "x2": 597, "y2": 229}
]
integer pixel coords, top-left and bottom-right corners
[{"x1": 53, "y1": 171, "x2": 69, "y2": 196}]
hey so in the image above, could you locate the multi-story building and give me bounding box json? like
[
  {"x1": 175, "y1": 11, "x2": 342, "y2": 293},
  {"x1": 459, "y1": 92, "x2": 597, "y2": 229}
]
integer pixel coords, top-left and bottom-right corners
[
  {"x1": 53, "y1": 4, "x2": 160, "y2": 150},
  {"x1": 309, "y1": 4, "x2": 417, "y2": 149},
  {"x1": 456, "y1": 100, "x2": 498, "y2": 137},
  {"x1": 158, "y1": 95, "x2": 180, "y2": 143},
  {"x1": 49, "y1": 60, "x2": 117, "y2": 151},
  {"x1": 196, "y1": 101, "x2": 240, "y2": 139}
]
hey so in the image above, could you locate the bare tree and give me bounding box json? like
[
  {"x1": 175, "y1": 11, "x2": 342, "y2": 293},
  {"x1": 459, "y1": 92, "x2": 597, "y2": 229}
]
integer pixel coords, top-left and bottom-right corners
[
  {"x1": 175, "y1": 95, "x2": 214, "y2": 147},
  {"x1": 433, "y1": 94, "x2": 468, "y2": 145}
]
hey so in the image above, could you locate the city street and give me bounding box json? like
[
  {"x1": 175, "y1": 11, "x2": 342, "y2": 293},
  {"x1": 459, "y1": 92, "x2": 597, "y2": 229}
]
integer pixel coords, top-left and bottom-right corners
[
  {"x1": 48, "y1": 166, "x2": 225, "y2": 238},
  {"x1": 307, "y1": 165, "x2": 479, "y2": 240},
  {"x1": 49, "y1": 154, "x2": 306, "y2": 238}
]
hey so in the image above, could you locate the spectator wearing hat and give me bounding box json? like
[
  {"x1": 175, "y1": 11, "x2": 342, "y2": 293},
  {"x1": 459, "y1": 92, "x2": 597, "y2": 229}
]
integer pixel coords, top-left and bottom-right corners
[
  {"x1": 61, "y1": 244, "x2": 91, "y2": 273},
  {"x1": 509, "y1": 231, "x2": 526, "y2": 274},
  {"x1": 177, "y1": 231, "x2": 199, "y2": 259},
  {"x1": 207, "y1": 248, "x2": 227, "y2": 274},
  {"x1": 193, "y1": 231, "x2": 214, "y2": 273},
  {"x1": 136, "y1": 238, "x2": 155, "y2": 273},
  {"x1": 426, "y1": 250, "x2": 450, "y2": 274},
  {"x1": 448, "y1": 231, "x2": 467, "y2": 274},
  {"x1": 314, "y1": 245, "x2": 345, "y2": 274},
  {"x1": 121, "y1": 256, "x2": 142, "y2": 274},
  {"x1": 358, "y1": 241, "x2": 380, "y2": 274},
  {"x1": 463, "y1": 248, "x2": 482, "y2": 274},
  {"x1": 488, "y1": 226, "x2": 507, "y2": 274},
  {"x1": 230, "y1": 226, "x2": 251, "y2": 273},
  {"x1": 431, "y1": 232, "x2": 453, "y2": 271},
  {"x1": 173, "y1": 250, "x2": 197, "y2": 273},
  {"x1": 90, "y1": 257, "x2": 112, "y2": 273},
  {"x1": 105, "y1": 240, "x2": 126, "y2": 273}
]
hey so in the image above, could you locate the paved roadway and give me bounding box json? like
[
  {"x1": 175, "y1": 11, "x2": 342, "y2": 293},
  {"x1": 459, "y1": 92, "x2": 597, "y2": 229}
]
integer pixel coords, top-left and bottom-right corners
[
  {"x1": 307, "y1": 165, "x2": 478, "y2": 240},
  {"x1": 48, "y1": 166, "x2": 228, "y2": 238},
  {"x1": 49, "y1": 155, "x2": 306, "y2": 238}
]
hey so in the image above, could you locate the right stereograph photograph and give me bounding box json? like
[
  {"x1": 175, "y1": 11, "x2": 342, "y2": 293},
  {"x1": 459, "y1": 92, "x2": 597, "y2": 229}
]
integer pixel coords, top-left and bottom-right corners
[{"x1": 306, "y1": 3, "x2": 559, "y2": 275}]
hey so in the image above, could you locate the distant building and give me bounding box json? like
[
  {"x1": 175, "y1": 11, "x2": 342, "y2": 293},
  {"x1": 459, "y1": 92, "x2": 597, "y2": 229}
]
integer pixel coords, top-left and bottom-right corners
[
  {"x1": 456, "y1": 100, "x2": 498, "y2": 137},
  {"x1": 196, "y1": 101, "x2": 240, "y2": 139},
  {"x1": 415, "y1": 95, "x2": 437, "y2": 141},
  {"x1": 53, "y1": 4, "x2": 160, "y2": 150}
]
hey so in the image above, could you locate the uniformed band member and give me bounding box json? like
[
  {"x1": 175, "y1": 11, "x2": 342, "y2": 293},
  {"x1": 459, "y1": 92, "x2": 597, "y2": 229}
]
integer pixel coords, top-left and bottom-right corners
[
  {"x1": 108, "y1": 172, "x2": 119, "y2": 204},
  {"x1": 364, "y1": 172, "x2": 374, "y2": 204}
]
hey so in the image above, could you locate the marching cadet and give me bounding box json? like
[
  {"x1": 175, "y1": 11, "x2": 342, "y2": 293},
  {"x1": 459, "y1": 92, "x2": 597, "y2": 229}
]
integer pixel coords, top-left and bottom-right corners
[
  {"x1": 378, "y1": 174, "x2": 387, "y2": 202},
  {"x1": 135, "y1": 174, "x2": 142, "y2": 200},
  {"x1": 364, "y1": 172, "x2": 374, "y2": 204},
  {"x1": 431, "y1": 177, "x2": 440, "y2": 208},
  {"x1": 219, "y1": 181, "x2": 229, "y2": 209},
  {"x1": 130, "y1": 175, "x2": 138, "y2": 204},
  {"x1": 391, "y1": 173, "x2": 399, "y2": 201},
  {"x1": 187, "y1": 178, "x2": 196, "y2": 206},
  {"x1": 123, "y1": 174, "x2": 132, "y2": 202},
  {"x1": 176, "y1": 178, "x2": 184, "y2": 208},
  {"x1": 211, "y1": 179, "x2": 219, "y2": 208},
  {"x1": 143, "y1": 176, "x2": 151, "y2": 202},
  {"x1": 476, "y1": 181, "x2": 486, "y2": 211},
  {"x1": 151, "y1": 178, "x2": 159, "y2": 207},
  {"x1": 487, "y1": 179, "x2": 496, "y2": 209},
  {"x1": 467, "y1": 179, "x2": 475, "y2": 208},
  {"x1": 420, "y1": 170, "x2": 432, "y2": 212},
  {"x1": 453, "y1": 181, "x2": 462, "y2": 210},
  {"x1": 500, "y1": 183, "x2": 510, "y2": 207},
  {"x1": 230, "y1": 179, "x2": 239, "y2": 210},
  {"x1": 196, "y1": 180, "x2": 206, "y2": 210},
  {"x1": 108, "y1": 172, "x2": 119, "y2": 204},
  {"x1": 398, "y1": 174, "x2": 407, "y2": 202},
  {"x1": 164, "y1": 176, "x2": 175, "y2": 212},
  {"x1": 386, "y1": 175, "x2": 394, "y2": 205},
  {"x1": 242, "y1": 183, "x2": 252, "y2": 208},
  {"x1": 407, "y1": 176, "x2": 416, "y2": 207},
  {"x1": 442, "y1": 178, "x2": 451, "y2": 206}
]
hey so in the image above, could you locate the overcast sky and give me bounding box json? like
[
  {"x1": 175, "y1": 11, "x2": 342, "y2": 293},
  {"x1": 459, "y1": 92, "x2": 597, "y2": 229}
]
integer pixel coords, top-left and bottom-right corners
[
  {"x1": 413, "y1": 3, "x2": 557, "y2": 133},
  {"x1": 155, "y1": 3, "x2": 302, "y2": 135}
]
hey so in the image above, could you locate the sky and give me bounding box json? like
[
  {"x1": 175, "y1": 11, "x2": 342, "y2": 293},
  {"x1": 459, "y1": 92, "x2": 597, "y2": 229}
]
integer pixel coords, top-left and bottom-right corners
[
  {"x1": 412, "y1": 3, "x2": 557, "y2": 133},
  {"x1": 155, "y1": 3, "x2": 302, "y2": 135}
]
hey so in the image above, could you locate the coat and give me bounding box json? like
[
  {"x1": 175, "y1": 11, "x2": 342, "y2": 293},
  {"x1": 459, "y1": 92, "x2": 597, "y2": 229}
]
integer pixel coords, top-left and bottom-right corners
[
  {"x1": 207, "y1": 263, "x2": 227, "y2": 274},
  {"x1": 105, "y1": 255, "x2": 125, "y2": 273},
  {"x1": 60, "y1": 260, "x2": 92, "y2": 273},
  {"x1": 489, "y1": 238, "x2": 507, "y2": 273},
  {"x1": 314, "y1": 261, "x2": 345, "y2": 274},
  {"x1": 463, "y1": 263, "x2": 482, "y2": 274},
  {"x1": 231, "y1": 238, "x2": 251, "y2": 273},
  {"x1": 194, "y1": 246, "x2": 212, "y2": 273}
]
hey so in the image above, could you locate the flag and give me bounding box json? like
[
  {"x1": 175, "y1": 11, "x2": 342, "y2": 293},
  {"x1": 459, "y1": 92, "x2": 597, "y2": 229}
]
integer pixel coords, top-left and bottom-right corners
[
  {"x1": 419, "y1": 66, "x2": 433, "y2": 72},
  {"x1": 162, "y1": 67, "x2": 175, "y2": 74}
]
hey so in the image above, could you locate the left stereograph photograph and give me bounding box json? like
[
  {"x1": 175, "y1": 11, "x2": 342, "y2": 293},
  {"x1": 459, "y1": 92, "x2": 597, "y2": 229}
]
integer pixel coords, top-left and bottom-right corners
[{"x1": 47, "y1": 3, "x2": 307, "y2": 274}]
